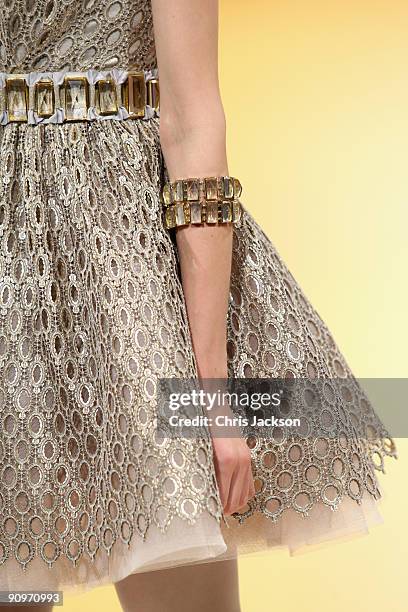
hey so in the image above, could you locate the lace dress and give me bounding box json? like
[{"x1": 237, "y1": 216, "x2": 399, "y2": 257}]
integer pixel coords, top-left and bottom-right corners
[{"x1": 0, "y1": 0, "x2": 397, "y2": 595}]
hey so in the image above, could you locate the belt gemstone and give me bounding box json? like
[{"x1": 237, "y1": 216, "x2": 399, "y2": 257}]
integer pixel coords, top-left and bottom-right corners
[{"x1": 0, "y1": 68, "x2": 160, "y2": 125}]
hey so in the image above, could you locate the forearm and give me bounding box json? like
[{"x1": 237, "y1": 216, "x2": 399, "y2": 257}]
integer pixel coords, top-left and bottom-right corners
[
  {"x1": 151, "y1": 0, "x2": 254, "y2": 517},
  {"x1": 163, "y1": 120, "x2": 233, "y2": 379},
  {"x1": 174, "y1": 206, "x2": 233, "y2": 379},
  {"x1": 152, "y1": 0, "x2": 233, "y2": 378}
]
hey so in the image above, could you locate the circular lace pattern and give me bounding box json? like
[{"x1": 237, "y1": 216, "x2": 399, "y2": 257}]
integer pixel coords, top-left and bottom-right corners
[
  {"x1": 0, "y1": 0, "x2": 157, "y2": 72},
  {"x1": 0, "y1": 118, "x2": 224, "y2": 570},
  {"x1": 0, "y1": 0, "x2": 398, "y2": 576},
  {"x1": 0, "y1": 117, "x2": 397, "y2": 573}
]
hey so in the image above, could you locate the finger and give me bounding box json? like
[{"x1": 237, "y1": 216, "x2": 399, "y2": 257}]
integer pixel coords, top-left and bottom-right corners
[
  {"x1": 224, "y1": 463, "x2": 242, "y2": 514},
  {"x1": 246, "y1": 454, "x2": 255, "y2": 499},
  {"x1": 238, "y1": 465, "x2": 254, "y2": 510},
  {"x1": 213, "y1": 446, "x2": 234, "y2": 512},
  {"x1": 225, "y1": 458, "x2": 249, "y2": 514},
  {"x1": 248, "y1": 470, "x2": 256, "y2": 499},
  {"x1": 215, "y1": 462, "x2": 233, "y2": 512}
]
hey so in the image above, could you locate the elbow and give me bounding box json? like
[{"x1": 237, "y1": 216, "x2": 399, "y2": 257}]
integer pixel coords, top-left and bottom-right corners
[{"x1": 159, "y1": 93, "x2": 227, "y2": 150}]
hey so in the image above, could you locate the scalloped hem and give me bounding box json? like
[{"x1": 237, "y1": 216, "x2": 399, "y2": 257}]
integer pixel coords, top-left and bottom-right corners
[{"x1": 0, "y1": 488, "x2": 387, "y2": 596}]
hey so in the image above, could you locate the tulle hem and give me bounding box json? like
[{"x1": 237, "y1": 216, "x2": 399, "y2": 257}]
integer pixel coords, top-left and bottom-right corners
[
  {"x1": 0, "y1": 512, "x2": 227, "y2": 596},
  {"x1": 220, "y1": 485, "x2": 385, "y2": 558},
  {"x1": 0, "y1": 487, "x2": 386, "y2": 596}
]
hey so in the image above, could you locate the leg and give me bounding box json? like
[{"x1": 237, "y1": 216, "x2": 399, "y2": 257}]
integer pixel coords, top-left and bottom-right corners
[{"x1": 114, "y1": 558, "x2": 241, "y2": 612}]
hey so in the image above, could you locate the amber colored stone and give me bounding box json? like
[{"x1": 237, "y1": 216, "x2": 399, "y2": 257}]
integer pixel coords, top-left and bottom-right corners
[
  {"x1": 165, "y1": 207, "x2": 176, "y2": 229},
  {"x1": 185, "y1": 179, "x2": 199, "y2": 201},
  {"x1": 206, "y1": 202, "x2": 219, "y2": 224},
  {"x1": 95, "y1": 78, "x2": 118, "y2": 115},
  {"x1": 221, "y1": 202, "x2": 232, "y2": 223},
  {"x1": 6, "y1": 77, "x2": 28, "y2": 122},
  {"x1": 223, "y1": 176, "x2": 234, "y2": 199},
  {"x1": 162, "y1": 184, "x2": 171, "y2": 206},
  {"x1": 171, "y1": 182, "x2": 184, "y2": 202},
  {"x1": 147, "y1": 79, "x2": 160, "y2": 111},
  {"x1": 190, "y1": 202, "x2": 203, "y2": 224},
  {"x1": 63, "y1": 77, "x2": 89, "y2": 121},
  {"x1": 232, "y1": 200, "x2": 242, "y2": 223},
  {"x1": 204, "y1": 177, "x2": 218, "y2": 201},
  {"x1": 233, "y1": 178, "x2": 242, "y2": 198},
  {"x1": 35, "y1": 79, "x2": 55, "y2": 118},
  {"x1": 123, "y1": 72, "x2": 146, "y2": 118},
  {"x1": 175, "y1": 202, "x2": 186, "y2": 226}
]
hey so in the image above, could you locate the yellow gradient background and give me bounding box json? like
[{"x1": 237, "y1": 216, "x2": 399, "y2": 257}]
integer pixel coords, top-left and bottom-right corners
[{"x1": 65, "y1": 1, "x2": 407, "y2": 610}]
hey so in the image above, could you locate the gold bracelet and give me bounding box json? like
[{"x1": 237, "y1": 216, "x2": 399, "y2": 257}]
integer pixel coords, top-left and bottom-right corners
[{"x1": 161, "y1": 175, "x2": 243, "y2": 229}]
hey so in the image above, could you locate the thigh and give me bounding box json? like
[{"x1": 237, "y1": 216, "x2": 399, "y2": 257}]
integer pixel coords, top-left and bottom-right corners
[{"x1": 114, "y1": 558, "x2": 241, "y2": 612}]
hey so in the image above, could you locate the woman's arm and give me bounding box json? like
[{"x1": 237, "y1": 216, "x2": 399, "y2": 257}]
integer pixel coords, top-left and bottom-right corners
[
  {"x1": 151, "y1": 0, "x2": 255, "y2": 515},
  {"x1": 151, "y1": 0, "x2": 230, "y2": 376}
]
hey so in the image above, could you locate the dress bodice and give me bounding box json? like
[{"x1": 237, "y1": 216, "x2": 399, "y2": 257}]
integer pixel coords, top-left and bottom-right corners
[{"x1": 0, "y1": 0, "x2": 157, "y2": 72}]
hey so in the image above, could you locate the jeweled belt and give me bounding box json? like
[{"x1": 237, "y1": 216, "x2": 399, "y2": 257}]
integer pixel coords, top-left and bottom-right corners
[{"x1": 0, "y1": 68, "x2": 160, "y2": 125}]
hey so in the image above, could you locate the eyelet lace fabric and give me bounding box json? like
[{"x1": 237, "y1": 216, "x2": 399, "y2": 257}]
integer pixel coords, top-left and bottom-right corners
[
  {"x1": 0, "y1": 0, "x2": 157, "y2": 73},
  {"x1": 0, "y1": 0, "x2": 398, "y2": 595}
]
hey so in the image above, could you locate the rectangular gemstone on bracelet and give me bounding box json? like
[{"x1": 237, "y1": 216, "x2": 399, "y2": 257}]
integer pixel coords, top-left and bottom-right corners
[
  {"x1": 204, "y1": 177, "x2": 218, "y2": 201},
  {"x1": 165, "y1": 206, "x2": 176, "y2": 229},
  {"x1": 232, "y1": 200, "x2": 242, "y2": 222},
  {"x1": 62, "y1": 76, "x2": 89, "y2": 121},
  {"x1": 5, "y1": 76, "x2": 28, "y2": 122},
  {"x1": 171, "y1": 181, "x2": 184, "y2": 202},
  {"x1": 95, "y1": 78, "x2": 118, "y2": 115},
  {"x1": 162, "y1": 183, "x2": 171, "y2": 206},
  {"x1": 206, "y1": 202, "x2": 219, "y2": 224},
  {"x1": 223, "y1": 176, "x2": 234, "y2": 199},
  {"x1": 221, "y1": 201, "x2": 233, "y2": 223},
  {"x1": 233, "y1": 177, "x2": 242, "y2": 198},
  {"x1": 35, "y1": 79, "x2": 55, "y2": 118},
  {"x1": 185, "y1": 179, "x2": 199, "y2": 201},
  {"x1": 175, "y1": 202, "x2": 186, "y2": 226},
  {"x1": 190, "y1": 202, "x2": 203, "y2": 224}
]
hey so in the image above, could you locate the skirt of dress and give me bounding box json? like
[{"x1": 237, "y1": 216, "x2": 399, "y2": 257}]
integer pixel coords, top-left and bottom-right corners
[{"x1": 0, "y1": 116, "x2": 397, "y2": 595}]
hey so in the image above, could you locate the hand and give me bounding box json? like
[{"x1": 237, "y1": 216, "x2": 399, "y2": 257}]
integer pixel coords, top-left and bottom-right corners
[
  {"x1": 197, "y1": 367, "x2": 256, "y2": 515},
  {"x1": 212, "y1": 436, "x2": 256, "y2": 516}
]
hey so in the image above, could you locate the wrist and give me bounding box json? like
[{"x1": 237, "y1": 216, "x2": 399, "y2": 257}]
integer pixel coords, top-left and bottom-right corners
[{"x1": 196, "y1": 355, "x2": 228, "y2": 380}]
